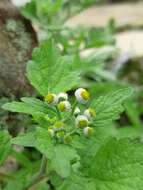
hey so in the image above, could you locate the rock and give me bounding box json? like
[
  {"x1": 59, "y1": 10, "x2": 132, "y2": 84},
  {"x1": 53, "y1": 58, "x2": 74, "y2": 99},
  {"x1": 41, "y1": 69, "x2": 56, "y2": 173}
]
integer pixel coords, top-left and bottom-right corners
[
  {"x1": 116, "y1": 31, "x2": 143, "y2": 58},
  {"x1": 65, "y1": 3, "x2": 143, "y2": 28},
  {"x1": 0, "y1": 0, "x2": 37, "y2": 97}
]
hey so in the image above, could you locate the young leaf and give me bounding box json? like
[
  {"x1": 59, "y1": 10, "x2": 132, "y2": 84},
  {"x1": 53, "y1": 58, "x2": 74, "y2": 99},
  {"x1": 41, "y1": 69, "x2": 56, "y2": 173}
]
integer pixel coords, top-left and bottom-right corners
[
  {"x1": 2, "y1": 97, "x2": 56, "y2": 117},
  {"x1": 59, "y1": 138, "x2": 143, "y2": 190},
  {"x1": 35, "y1": 127, "x2": 79, "y2": 178},
  {"x1": 27, "y1": 40, "x2": 80, "y2": 95},
  {"x1": 92, "y1": 87, "x2": 133, "y2": 127},
  {"x1": 51, "y1": 145, "x2": 80, "y2": 178},
  {"x1": 11, "y1": 132, "x2": 36, "y2": 147},
  {"x1": 0, "y1": 131, "x2": 11, "y2": 165}
]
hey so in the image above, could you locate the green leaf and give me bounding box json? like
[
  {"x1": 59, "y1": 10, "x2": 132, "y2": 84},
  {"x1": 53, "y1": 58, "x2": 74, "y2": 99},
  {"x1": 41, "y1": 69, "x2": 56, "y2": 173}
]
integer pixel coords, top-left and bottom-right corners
[
  {"x1": 35, "y1": 127, "x2": 54, "y2": 159},
  {"x1": 0, "y1": 131, "x2": 11, "y2": 165},
  {"x1": 92, "y1": 87, "x2": 133, "y2": 127},
  {"x1": 2, "y1": 97, "x2": 56, "y2": 117},
  {"x1": 27, "y1": 40, "x2": 80, "y2": 95},
  {"x1": 59, "y1": 138, "x2": 143, "y2": 190},
  {"x1": 35, "y1": 127, "x2": 79, "y2": 177},
  {"x1": 51, "y1": 145, "x2": 79, "y2": 178},
  {"x1": 10, "y1": 150, "x2": 32, "y2": 169},
  {"x1": 11, "y1": 132, "x2": 36, "y2": 147}
]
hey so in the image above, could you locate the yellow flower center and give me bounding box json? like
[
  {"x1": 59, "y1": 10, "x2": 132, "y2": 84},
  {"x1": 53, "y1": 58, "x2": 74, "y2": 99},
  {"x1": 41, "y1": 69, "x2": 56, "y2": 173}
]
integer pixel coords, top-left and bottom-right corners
[
  {"x1": 81, "y1": 90, "x2": 90, "y2": 101},
  {"x1": 87, "y1": 128, "x2": 94, "y2": 136},
  {"x1": 78, "y1": 120, "x2": 88, "y2": 128},
  {"x1": 89, "y1": 108, "x2": 96, "y2": 117},
  {"x1": 58, "y1": 102, "x2": 65, "y2": 112},
  {"x1": 45, "y1": 94, "x2": 54, "y2": 104}
]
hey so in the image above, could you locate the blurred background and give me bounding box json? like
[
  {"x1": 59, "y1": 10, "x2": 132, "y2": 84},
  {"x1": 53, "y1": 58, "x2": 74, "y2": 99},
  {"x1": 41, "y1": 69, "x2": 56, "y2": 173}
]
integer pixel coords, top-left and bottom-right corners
[{"x1": 1, "y1": 0, "x2": 143, "y2": 188}]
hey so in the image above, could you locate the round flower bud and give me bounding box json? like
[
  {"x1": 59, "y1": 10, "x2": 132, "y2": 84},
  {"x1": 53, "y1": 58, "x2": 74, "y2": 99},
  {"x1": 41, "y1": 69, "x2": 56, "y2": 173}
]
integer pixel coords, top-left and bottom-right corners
[
  {"x1": 74, "y1": 107, "x2": 81, "y2": 116},
  {"x1": 84, "y1": 108, "x2": 96, "y2": 120},
  {"x1": 57, "y1": 101, "x2": 71, "y2": 112},
  {"x1": 64, "y1": 135, "x2": 72, "y2": 144},
  {"x1": 54, "y1": 121, "x2": 65, "y2": 130},
  {"x1": 58, "y1": 92, "x2": 68, "y2": 101},
  {"x1": 56, "y1": 131, "x2": 65, "y2": 139},
  {"x1": 75, "y1": 88, "x2": 90, "y2": 104},
  {"x1": 48, "y1": 129, "x2": 54, "y2": 138},
  {"x1": 83, "y1": 127, "x2": 94, "y2": 137},
  {"x1": 75, "y1": 115, "x2": 89, "y2": 128},
  {"x1": 45, "y1": 93, "x2": 58, "y2": 106}
]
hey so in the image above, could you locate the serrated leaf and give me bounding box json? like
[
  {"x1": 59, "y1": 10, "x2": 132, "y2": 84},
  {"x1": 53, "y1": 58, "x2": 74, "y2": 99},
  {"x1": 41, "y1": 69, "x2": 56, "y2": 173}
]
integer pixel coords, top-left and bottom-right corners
[
  {"x1": 59, "y1": 138, "x2": 143, "y2": 190},
  {"x1": 0, "y1": 131, "x2": 11, "y2": 165},
  {"x1": 35, "y1": 127, "x2": 54, "y2": 159},
  {"x1": 2, "y1": 97, "x2": 56, "y2": 117},
  {"x1": 52, "y1": 145, "x2": 79, "y2": 178},
  {"x1": 27, "y1": 40, "x2": 80, "y2": 95},
  {"x1": 35, "y1": 127, "x2": 79, "y2": 177},
  {"x1": 92, "y1": 87, "x2": 133, "y2": 127},
  {"x1": 11, "y1": 132, "x2": 36, "y2": 147}
]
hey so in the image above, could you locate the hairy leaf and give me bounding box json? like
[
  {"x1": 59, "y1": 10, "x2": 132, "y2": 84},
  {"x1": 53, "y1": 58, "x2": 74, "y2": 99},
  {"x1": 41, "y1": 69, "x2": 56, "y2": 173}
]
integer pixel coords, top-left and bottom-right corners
[
  {"x1": 59, "y1": 138, "x2": 143, "y2": 190},
  {"x1": 27, "y1": 40, "x2": 80, "y2": 95},
  {"x1": 2, "y1": 97, "x2": 56, "y2": 117},
  {"x1": 92, "y1": 87, "x2": 133, "y2": 127},
  {"x1": 11, "y1": 132, "x2": 36, "y2": 147},
  {"x1": 35, "y1": 127, "x2": 79, "y2": 177}
]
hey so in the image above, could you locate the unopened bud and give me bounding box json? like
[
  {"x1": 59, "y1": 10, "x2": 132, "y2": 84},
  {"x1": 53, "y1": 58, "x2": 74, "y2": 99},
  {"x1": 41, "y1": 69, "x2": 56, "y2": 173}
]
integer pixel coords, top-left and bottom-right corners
[{"x1": 75, "y1": 88, "x2": 90, "y2": 104}]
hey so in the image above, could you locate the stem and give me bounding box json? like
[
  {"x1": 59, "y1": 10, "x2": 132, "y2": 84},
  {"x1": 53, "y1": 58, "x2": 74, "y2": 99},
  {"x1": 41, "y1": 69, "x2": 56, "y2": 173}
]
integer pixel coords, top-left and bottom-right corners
[
  {"x1": 24, "y1": 156, "x2": 47, "y2": 190},
  {"x1": 0, "y1": 172, "x2": 16, "y2": 181},
  {"x1": 71, "y1": 101, "x2": 78, "y2": 116},
  {"x1": 56, "y1": 106, "x2": 62, "y2": 120}
]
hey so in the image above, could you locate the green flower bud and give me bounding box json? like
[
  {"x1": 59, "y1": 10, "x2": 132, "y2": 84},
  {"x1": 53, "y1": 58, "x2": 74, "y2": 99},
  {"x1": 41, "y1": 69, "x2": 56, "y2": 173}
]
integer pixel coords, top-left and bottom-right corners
[
  {"x1": 75, "y1": 88, "x2": 90, "y2": 104},
  {"x1": 74, "y1": 107, "x2": 81, "y2": 116},
  {"x1": 54, "y1": 121, "x2": 65, "y2": 129},
  {"x1": 84, "y1": 108, "x2": 96, "y2": 120},
  {"x1": 56, "y1": 131, "x2": 65, "y2": 139},
  {"x1": 48, "y1": 129, "x2": 54, "y2": 138},
  {"x1": 64, "y1": 135, "x2": 72, "y2": 144},
  {"x1": 83, "y1": 127, "x2": 94, "y2": 137}
]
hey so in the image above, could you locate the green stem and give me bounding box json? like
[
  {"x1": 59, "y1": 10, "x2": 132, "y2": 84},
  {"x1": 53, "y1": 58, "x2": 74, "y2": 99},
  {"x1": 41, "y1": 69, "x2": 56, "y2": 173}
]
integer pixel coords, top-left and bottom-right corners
[
  {"x1": 0, "y1": 172, "x2": 16, "y2": 181},
  {"x1": 56, "y1": 106, "x2": 62, "y2": 120},
  {"x1": 23, "y1": 156, "x2": 48, "y2": 190},
  {"x1": 71, "y1": 101, "x2": 78, "y2": 116}
]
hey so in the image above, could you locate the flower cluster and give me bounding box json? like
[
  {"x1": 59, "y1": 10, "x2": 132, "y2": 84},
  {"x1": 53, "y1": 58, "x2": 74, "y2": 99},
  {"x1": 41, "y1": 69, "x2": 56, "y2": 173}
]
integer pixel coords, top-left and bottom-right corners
[{"x1": 45, "y1": 88, "x2": 96, "y2": 143}]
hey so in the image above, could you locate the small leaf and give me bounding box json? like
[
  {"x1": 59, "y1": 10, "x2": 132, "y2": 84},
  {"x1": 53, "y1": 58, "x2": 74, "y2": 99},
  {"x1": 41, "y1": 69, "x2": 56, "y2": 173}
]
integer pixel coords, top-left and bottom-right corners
[
  {"x1": 11, "y1": 132, "x2": 36, "y2": 147},
  {"x1": 2, "y1": 97, "x2": 56, "y2": 117},
  {"x1": 35, "y1": 127, "x2": 54, "y2": 159},
  {"x1": 35, "y1": 127, "x2": 79, "y2": 177},
  {"x1": 0, "y1": 131, "x2": 11, "y2": 165},
  {"x1": 52, "y1": 145, "x2": 79, "y2": 178}
]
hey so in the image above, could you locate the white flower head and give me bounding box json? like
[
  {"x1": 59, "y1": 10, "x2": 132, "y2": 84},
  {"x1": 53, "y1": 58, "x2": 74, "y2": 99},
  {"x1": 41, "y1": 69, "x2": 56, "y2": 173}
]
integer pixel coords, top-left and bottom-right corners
[
  {"x1": 75, "y1": 115, "x2": 89, "y2": 128},
  {"x1": 84, "y1": 108, "x2": 96, "y2": 120},
  {"x1": 74, "y1": 107, "x2": 81, "y2": 115},
  {"x1": 75, "y1": 88, "x2": 90, "y2": 104},
  {"x1": 83, "y1": 127, "x2": 94, "y2": 137},
  {"x1": 45, "y1": 93, "x2": 59, "y2": 106},
  {"x1": 58, "y1": 100, "x2": 71, "y2": 112},
  {"x1": 58, "y1": 92, "x2": 68, "y2": 101}
]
